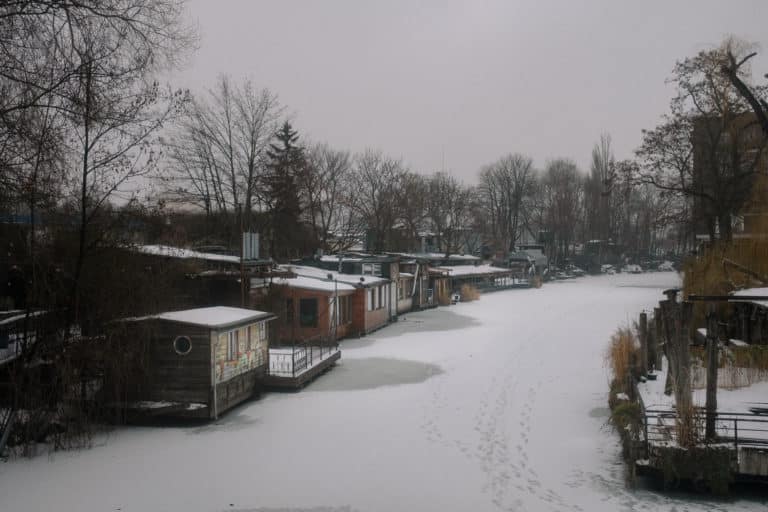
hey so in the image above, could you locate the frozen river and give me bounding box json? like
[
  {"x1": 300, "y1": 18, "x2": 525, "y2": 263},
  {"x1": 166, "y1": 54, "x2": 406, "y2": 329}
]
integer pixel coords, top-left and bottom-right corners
[{"x1": 1, "y1": 273, "x2": 766, "y2": 511}]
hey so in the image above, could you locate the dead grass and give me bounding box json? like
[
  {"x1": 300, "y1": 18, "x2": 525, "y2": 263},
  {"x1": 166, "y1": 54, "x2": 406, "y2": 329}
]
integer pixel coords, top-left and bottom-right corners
[
  {"x1": 460, "y1": 284, "x2": 481, "y2": 301},
  {"x1": 683, "y1": 217, "x2": 768, "y2": 298},
  {"x1": 675, "y1": 402, "x2": 703, "y2": 449},
  {"x1": 605, "y1": 326, "x2": 639, "y2": 386},
  {"x1": 682, "y1": 213, "x2": 768, "y2": 329}
]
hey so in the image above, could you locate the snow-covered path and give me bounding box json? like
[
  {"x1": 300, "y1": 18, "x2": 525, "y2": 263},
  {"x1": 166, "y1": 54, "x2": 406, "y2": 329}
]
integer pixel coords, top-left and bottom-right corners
[{"x1": 1, "y1": 273, "x2": 766, "y2": 512}]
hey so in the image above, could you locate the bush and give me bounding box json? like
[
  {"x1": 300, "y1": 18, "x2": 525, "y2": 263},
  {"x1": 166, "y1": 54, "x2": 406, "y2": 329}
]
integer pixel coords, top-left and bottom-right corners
[{"x1": 459, "y1": 284, "x2": 480, "y2": 301}]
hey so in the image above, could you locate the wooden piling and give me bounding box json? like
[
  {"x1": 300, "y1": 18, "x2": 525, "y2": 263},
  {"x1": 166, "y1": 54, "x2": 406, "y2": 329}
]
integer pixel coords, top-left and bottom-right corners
[
  {"x1": 705, "y1": 308, "x2": 719, "y2": 441},
  {"x1": 639, "y1": 312, "x2": 648, "y2": 376},
  {"x1": 660, "y1": 300, "x2": 675, "y2": 396},
  {"x1": 677, "y1": 301, "x2": 694, "y2": 447},
  {"x1": 653, "y1": 306, "x2": 662, "y2": 370}
]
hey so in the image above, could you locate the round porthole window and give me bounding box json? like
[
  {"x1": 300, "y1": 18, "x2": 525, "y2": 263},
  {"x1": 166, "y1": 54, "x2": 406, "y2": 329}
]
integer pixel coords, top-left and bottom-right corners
[{"x1": 173, "y1": 335, "x2": 192, "y2": 355}]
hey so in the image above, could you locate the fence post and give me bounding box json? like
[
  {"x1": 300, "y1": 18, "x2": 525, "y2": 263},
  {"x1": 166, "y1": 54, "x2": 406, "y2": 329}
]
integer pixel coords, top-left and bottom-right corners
[{"x1": 638, "y1": 397, "x2": 650, "y2": 460}]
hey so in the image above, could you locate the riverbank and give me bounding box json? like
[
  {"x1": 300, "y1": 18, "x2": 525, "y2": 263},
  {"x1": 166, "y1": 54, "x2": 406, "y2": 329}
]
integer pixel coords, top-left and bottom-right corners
[{"x1": 4, "y1": 273, "x2": 767, "y2": 511}]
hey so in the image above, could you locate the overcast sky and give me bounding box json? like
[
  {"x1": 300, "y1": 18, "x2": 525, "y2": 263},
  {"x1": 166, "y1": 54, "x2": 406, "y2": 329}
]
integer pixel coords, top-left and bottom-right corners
[{"x1": 170, "y1": 0, "x2": 768, "y2": 182}]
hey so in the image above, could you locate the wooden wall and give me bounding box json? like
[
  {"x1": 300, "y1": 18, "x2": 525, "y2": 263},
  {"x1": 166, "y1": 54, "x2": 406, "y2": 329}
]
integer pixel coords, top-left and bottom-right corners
[
  {"x1": 213, "y1": 367, "x2": 262, "y2": 416},
  {"x1": 140, "y1": 320, "x2": 212, "y2": 405},
  {"x1": 212, "y1": 320, "x2": 269, "y2": 385}
]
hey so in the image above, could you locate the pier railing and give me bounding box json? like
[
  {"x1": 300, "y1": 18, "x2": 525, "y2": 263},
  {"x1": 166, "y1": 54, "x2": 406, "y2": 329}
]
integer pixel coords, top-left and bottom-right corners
[
  {"x1": 268, "y1": 336, "x2": 340, "y2": 378},
  {"x1": 642, "y1": 408, "x2": 768, "y2": 455}
]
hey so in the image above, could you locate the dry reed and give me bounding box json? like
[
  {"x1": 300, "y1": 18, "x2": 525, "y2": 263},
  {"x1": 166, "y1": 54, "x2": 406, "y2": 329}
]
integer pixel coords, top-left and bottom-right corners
[
  {"x1": 605, "y1": 327, "x2": 639, "y2": 386},
  {"x1": 459, "y1": 284, "x2": 481, "y2": 301}
]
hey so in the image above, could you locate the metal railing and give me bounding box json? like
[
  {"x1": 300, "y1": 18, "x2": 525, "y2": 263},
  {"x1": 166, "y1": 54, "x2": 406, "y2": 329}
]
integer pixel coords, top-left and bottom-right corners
[
  {"x1": 0, "y1": 407, "x2": 15, "y2": 455},
  {"x1": 642, "y1": 408, "x2": 768, "y2": 456},
  {"x1": 268, "y1": 335, "x2": 339, "y2": 378}
]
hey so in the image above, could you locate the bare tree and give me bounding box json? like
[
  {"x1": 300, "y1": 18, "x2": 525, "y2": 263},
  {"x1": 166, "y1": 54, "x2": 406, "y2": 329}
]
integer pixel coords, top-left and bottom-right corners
[
  {"x1": 394, "y1": 171, "x2": 428, "y2": 251},
  {"x1": 478, "y1": 153, "x2": 536, "y2": 257},
  {"x1": 584, "y1": 135, "x2": 617, "y2": 243},
  {"x1": 164, "y1": 76, "x2": 281, "y2": 242},
  {"x1": 301, "y1": 143, "x2": 353, "y2": 252},
  {"x1": 535, "y1": 159, "x2": 584, "y2": 266},
  {"x1": 0, "y1": 1, "x2": 195, "y2": 121},
  {"x1": 0, "y1": 0, "x2": 196, "y2": 451},
  {"x1": 349, "y1": 150, "x2": 405, "y2": 253},
  {"x1": 426, "y1": 172, "x2": 472, "y2": 258},
  {"x1": 636, "y1": 41, "x2": 767, "y2": 242},
  {"x1": 721, "y1": 38, "x2": 768, "y2": 136}
]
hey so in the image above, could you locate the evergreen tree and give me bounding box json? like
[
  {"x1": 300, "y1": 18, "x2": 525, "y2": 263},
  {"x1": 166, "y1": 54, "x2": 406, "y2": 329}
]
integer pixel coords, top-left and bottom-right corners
[{"x1": 264, "y1": 122, "x2": 306, "y2": 260}]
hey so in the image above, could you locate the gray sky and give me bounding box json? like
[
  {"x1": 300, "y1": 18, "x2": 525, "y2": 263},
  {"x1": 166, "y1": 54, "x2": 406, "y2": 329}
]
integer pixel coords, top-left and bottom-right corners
[{"x1": 170, "y1": 0, "x2": 768, "y2": 182}]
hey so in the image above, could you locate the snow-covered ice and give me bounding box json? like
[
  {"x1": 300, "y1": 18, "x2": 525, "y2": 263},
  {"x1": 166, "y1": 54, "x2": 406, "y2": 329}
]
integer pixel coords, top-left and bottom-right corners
[{"x1": 1, "y1": 273, "x2": 767, "y2": 511}]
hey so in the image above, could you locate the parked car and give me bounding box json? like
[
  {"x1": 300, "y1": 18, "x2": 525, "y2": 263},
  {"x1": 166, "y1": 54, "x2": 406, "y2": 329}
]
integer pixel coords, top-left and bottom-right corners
[{"x1": 658, "y1": 260, "x2": 675, "y2": 271}]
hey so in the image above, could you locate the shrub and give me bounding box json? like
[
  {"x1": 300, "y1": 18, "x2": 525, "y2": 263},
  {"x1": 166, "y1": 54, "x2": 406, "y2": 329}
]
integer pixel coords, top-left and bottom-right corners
[{"x1": 459, "y1": 284, "x2": 480, "y2": 301}]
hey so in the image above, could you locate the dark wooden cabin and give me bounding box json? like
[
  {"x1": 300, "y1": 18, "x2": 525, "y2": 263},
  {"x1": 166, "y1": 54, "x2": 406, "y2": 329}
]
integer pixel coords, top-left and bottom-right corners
[{"x1": 118, "y1": 306, "x2": 275, "y2": 419}]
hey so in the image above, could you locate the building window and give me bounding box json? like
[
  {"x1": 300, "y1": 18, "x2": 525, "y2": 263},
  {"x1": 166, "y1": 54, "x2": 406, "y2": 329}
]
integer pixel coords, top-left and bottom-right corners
[
  {"x1": 367, "y1": 288, "x2": 374, "y2": 311},
  {"x1": 173, "y1": 335, "x2": 192, "y2": 355},
  {"x1": 339, "y1": 295, "x2": 350, "y2": 324},
  {"x1": 247, "y1": 325, "x2": 252, "y2": 351},
  {"x1": 362, "y1": 263, "x2": 382, "y2": 276},
  {"x1": 227, "y1": 330, "x2": 238, "y2": 360},
  {"x1": 299, "y1": 298, "x2": 318, "y2": 327},
  {"x1": 286, "y1": 298, "x2": 294, "y2": 324}
]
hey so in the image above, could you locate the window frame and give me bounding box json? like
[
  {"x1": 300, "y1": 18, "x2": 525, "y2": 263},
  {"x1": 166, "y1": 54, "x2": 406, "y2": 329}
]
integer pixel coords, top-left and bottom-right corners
[
  {"x1": 299, "y1": 297, "x2": 319, "y2": 328},
  {"x1": 227, "y1": 330, "x2": 238, "y2": 361},
  {"x1": 173, "y1": 335, "x2": 193, "y2": 356}
]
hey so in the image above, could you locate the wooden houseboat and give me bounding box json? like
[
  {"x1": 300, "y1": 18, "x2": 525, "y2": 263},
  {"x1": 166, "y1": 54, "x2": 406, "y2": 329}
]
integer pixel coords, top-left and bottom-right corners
[
  {"x1": 117, "y1": 306, "x2": 275, "y2": 419},
  {"x1": 270, "y1": 275, "x2": 356, "y2": 344},
  {"x1": 288, "y1": 264, "x2": 393, "y2": 335}
]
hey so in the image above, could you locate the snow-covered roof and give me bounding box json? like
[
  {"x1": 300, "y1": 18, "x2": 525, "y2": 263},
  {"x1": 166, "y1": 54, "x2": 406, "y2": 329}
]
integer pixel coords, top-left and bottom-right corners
[
  {"x1": 443, "y1": 264, "x2": 513, "y2": 277},
  {"x1": 133, "y1": 244, "x2": 240, "y2": 264},
  {"x1": 393, "y1": 252, "x2": 480, "y2": 262},
  {"x1": 318, "y1": 255, "x2": 363, "y2": 263},
  {"x1": 423, "y1": 253, "x2": 479, "y2": 261},
  {"x1": 272, "y1": 275, "x2": 356, "y2": 293},
  {"x1": 731, "y1": 287, "x2": 768, "y2": 308},
  {"x1": 0, "y1": 310, "x2": 48, "y2": 326},
  {"x1": 136, "y1": 306, "x2": 274, "y2": 329},
  {"x1": 399, "y1": 272, "x2": 414, "y2": 278},
  {"x1": 287, "y1": 265, "x2": 389, "y2": 287}
]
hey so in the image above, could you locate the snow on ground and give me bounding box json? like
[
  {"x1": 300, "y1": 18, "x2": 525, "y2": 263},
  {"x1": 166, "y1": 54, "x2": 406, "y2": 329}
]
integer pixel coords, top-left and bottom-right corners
[
  {"x1": 1, "y1": 273, "x2": 767, "y2": 512},
  {"x1": 640, "y1": 359, "x2": 768, "y2": 421}
]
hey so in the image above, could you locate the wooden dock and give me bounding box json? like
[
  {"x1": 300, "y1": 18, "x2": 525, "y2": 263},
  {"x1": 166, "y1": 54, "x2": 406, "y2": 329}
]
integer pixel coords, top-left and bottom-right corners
[
  {"x1": 263, "y1": 348, "x2": 341, "y2": 390},
  {"x1": 636, "y1": 408, "x2": 768, "y2": 487}
]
